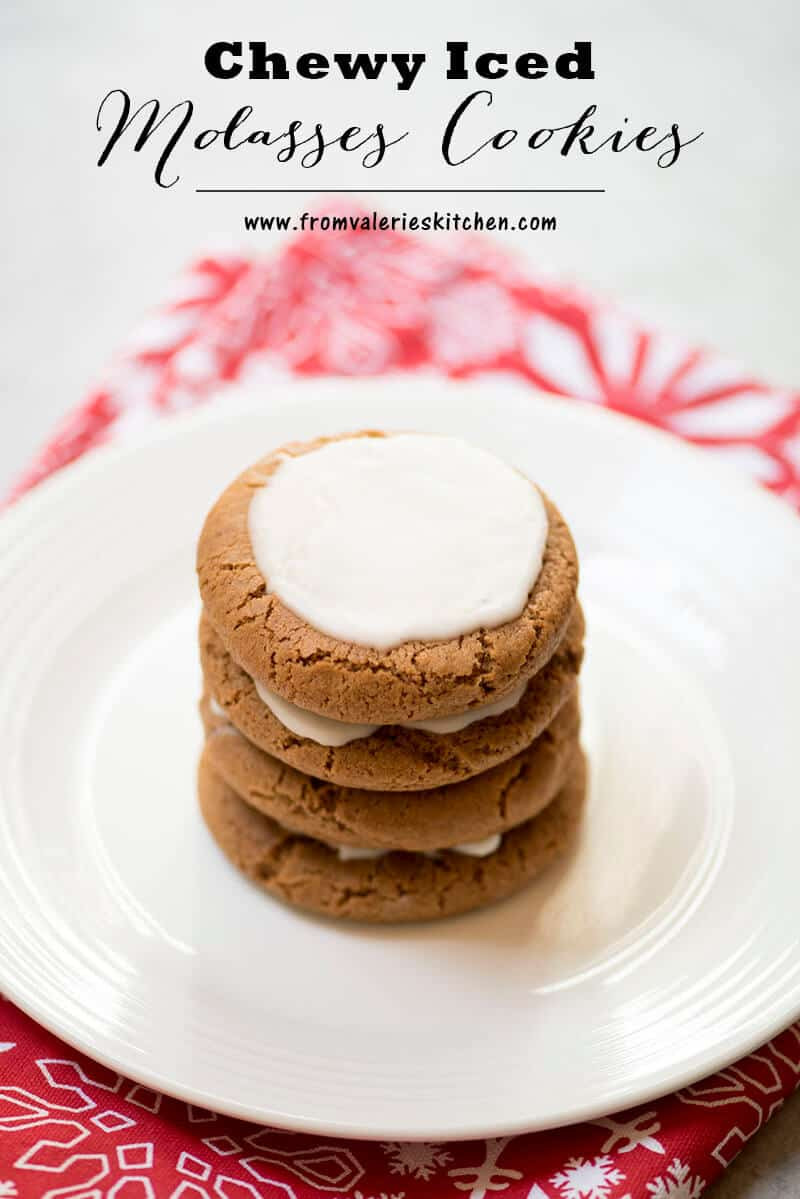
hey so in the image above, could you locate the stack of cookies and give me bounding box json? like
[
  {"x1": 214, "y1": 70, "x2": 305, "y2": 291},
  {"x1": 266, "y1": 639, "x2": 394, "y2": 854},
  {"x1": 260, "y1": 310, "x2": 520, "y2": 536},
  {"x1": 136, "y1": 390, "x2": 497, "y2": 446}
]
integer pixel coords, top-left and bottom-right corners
[{"x1": 196, "y1": 430, "x2": 585, "y2": 922}]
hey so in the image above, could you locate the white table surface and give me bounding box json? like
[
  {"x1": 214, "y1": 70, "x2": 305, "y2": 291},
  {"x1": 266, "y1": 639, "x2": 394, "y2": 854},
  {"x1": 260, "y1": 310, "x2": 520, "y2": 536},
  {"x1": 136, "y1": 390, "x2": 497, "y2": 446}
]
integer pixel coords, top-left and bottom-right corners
[{"x1": 1, "y1": 1, "x2": 798, "y2": 1188}]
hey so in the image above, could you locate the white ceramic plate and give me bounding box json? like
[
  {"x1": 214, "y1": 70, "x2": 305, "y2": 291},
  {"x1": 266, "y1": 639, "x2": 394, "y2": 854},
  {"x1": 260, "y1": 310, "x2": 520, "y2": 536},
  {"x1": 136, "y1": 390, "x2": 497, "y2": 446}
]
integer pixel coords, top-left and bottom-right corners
[{"x1": 1, "y1": 376, "x2": 799, "y2": 1140}]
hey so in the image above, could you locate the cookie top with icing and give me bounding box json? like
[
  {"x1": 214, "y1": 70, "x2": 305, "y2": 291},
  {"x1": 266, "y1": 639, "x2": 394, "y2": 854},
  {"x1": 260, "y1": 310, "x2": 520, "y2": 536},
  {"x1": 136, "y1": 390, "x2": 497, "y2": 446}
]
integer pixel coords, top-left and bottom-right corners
[
  {"x1": 197, "y1": 431, "x2": 579, "y2": 723},
  {"x1": 247, "y1": 432, "x2": 548, "y2": 649}
]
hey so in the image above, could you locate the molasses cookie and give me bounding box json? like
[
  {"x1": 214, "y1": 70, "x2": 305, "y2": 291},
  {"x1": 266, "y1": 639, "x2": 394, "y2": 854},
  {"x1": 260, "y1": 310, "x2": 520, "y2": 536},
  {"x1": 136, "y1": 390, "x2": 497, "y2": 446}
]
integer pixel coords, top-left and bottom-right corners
[
  {"x1": 197, "y1": 432, "x2": 579, "y2": 724},
  {"x1": 199, "y1": 604, "x2": 584, "y2": 790},
  {"x1": 198, "y1": 749, "x2": 587, "y2": 923},
  {"x1": 201, "y1": 694, "x2": 581, "y2": 851}
]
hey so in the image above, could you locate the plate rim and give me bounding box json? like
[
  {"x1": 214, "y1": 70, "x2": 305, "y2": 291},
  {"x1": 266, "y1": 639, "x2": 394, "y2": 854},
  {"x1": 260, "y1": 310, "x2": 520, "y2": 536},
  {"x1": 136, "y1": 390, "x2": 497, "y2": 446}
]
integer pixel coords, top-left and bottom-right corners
[
  {"x1": 2, "y1": 964, "x2": 798, "y2": 1142},
  {"x1": 1, "y1": 381, "x2": 799, "y2": 1141}
]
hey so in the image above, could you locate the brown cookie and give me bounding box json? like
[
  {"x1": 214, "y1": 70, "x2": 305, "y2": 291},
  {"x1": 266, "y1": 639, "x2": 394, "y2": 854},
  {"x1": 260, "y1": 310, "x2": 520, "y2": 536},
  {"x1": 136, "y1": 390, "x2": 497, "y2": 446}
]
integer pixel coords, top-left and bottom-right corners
[
  {"x1": 196, "y1": 432, "x2": 579, "y2": 724},
  {"x1": 199, "y1": 604, "x2": 584, "y2": 791},
  {"x1": 201, "y1": 694, "x2": 580, "y2": 851},
  {"x1": 198, "y1": 748, "x2": 586, "y2": 923}
]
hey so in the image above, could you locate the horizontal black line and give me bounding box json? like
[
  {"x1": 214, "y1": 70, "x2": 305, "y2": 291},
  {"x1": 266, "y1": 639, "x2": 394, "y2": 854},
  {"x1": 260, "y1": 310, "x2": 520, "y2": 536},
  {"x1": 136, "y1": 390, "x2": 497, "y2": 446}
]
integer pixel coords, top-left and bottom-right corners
[{"x1": 195, "y1": 187, "x2": 605, "y2": 194}]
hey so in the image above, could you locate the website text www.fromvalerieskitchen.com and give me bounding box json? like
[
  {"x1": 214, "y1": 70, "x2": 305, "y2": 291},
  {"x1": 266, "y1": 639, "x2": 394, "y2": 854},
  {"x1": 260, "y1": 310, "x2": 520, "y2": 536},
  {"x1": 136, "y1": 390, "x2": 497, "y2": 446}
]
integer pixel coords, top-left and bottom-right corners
[{"x1": 243, "y1": 210, "x2": 557, "y2": 233}]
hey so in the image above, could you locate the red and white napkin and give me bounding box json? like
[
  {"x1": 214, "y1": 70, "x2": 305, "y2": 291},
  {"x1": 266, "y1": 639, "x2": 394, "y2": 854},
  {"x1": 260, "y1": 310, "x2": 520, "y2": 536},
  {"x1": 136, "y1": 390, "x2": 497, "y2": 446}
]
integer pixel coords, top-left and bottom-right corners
[{"x1": 2, "y1": 221, "x2": 799, "y2": 1197}]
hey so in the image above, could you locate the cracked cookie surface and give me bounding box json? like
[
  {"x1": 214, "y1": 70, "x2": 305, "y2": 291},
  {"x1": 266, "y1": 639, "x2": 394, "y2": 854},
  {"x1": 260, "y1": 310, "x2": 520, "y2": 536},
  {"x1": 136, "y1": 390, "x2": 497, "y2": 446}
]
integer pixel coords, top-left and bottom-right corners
[
  {"x1": 201, "y1": 695, "x2": 581, "y2": 851},
  {"x1": 199, "y1": 604, "x2": 584, "y2": 790},
  {"x1": 198, "y1": 749, "x2": 587, "y2": 923},
  {"x1": 196, "y1": 432, "x2": 579, "y2": 724}
]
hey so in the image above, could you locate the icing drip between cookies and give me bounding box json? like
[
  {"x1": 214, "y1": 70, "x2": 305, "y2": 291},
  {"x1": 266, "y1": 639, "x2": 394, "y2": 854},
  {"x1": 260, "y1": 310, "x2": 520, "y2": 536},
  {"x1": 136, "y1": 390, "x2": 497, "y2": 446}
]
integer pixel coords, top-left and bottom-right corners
[
  {"x1": 247, "y1": 433, "x2": 548, "y2": 649},
  {"x1": 336, "y1": 833, "x2": 502, "y2": 861},
  {"x1": 252, "y1": 675, "x2": 528, "y2": 746}
]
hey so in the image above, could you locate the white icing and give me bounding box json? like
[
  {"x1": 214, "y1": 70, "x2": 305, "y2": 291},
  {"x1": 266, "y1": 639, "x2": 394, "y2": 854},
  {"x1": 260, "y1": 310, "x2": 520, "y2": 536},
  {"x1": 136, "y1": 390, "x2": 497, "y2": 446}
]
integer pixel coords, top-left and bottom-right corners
[
  {"x1": 208, "y1": 696, "x2": 227, "y2": 719},
  {"x1": 336, "y1": 832, "x2": 502, "y2": 862},
  {"x1": 447, "y1": 833, "x2": 502, "y2": 857},
  {"x1": 253, "y1": 675, "x2": 528, "y2": 746},
  {"x1": 248, "y1": 434, "x2": 547, "y2": 649},
  {"x1": 254, "y1": 679, "x2": 379, "y2": 746},
  {"x1": 405, "y1": 681, "x2": 527, "y2": 734},
  {"x1": 337, "y1": 845, "x2": 388, "y2": 862}
]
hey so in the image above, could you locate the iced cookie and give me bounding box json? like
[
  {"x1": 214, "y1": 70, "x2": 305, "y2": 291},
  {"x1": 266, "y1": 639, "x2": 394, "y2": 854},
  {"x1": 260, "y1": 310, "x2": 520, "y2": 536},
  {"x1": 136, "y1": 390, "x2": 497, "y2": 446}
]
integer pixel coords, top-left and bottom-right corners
[
  {"x1": 198, "y1": 749, "x2": 587, "y2": 923},
  {"x1": 197, "y1": 432, "x2": 579, "y2": 724},
  {"x1": 201, "y1": 694, "x2": 580, "y2": 852},
  {"x1": 199, "y1": 604, "x2": 584, "y2": 790}
]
